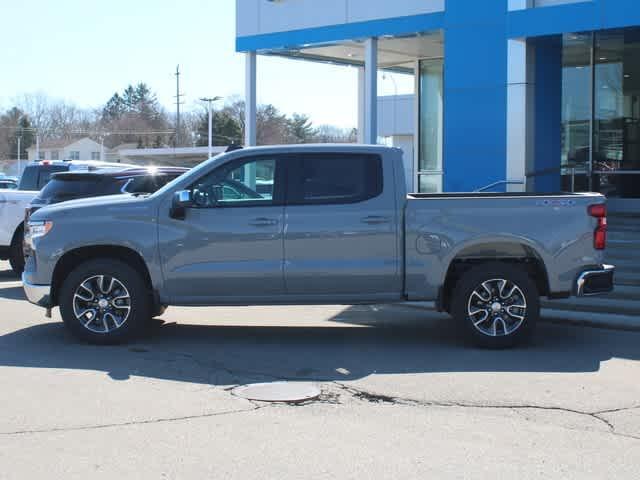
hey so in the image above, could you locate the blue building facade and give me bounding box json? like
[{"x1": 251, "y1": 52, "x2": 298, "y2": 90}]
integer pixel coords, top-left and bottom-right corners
[{"x1": 236, "y1": 0, "x2": 640, "y2": 208}]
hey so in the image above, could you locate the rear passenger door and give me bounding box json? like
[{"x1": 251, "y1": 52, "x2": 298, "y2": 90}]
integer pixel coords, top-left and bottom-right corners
[{"x1": 283, "y1": 153, "x2": 402, "y2": 301}]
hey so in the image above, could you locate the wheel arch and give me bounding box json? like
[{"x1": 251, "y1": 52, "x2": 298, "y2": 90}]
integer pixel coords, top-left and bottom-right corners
[
  {"x1": 51, "y1": 245, "x2": 155, "y2": 307},
  {"x1": 438, "y1": 241, "x2": 550, "y2": 314}
]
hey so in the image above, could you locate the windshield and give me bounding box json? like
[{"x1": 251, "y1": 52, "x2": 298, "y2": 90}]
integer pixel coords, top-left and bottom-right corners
[{"x1": 149, "y1": 153, "x2": 226, "y2": 199}]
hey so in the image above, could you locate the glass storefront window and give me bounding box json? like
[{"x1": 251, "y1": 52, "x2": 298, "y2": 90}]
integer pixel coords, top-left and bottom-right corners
[
  {"x1": 418, "y1": 58, "x2": 443, "y2": 192},
  {"x1": 561, "y1": 33, "x2": 591, "y2": 172},
  {"x1": 593, "y1": 29, "x2": 640, "y2": 198},
  {"x1": 560, "y1": 28, "x2": 640, "y2": 198},
  {"x1": 418, "y1": 174, "x2": 441, "y2": 193}
]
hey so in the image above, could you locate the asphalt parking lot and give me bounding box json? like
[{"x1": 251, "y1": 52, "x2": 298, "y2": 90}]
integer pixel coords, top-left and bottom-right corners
[{"x1": 0, "y1": 260, "x2": 639, "y2": 479}]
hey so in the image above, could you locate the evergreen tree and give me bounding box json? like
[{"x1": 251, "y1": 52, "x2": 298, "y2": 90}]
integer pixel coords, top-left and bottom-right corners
[{"x1": 288, "y1": 113, "x2": 314, "y2": 143}]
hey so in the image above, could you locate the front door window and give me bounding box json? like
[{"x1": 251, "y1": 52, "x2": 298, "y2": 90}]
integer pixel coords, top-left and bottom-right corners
[{"x1": 190, "y1": 158, "x2": 277, "y2": 207}]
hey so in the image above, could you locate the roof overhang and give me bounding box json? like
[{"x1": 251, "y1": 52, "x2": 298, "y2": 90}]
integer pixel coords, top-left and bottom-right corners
[{"x1": 258, "y1": 32, "x2": 444, "y2": 73}]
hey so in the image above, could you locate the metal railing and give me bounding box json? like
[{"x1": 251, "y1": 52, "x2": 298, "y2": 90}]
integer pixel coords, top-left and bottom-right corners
[
  {"x1": 474, "y1": 179, "x2": 525, "y2": 192},
  {"x1": 525, "y1": 162, "x2": 589, "y2": 192}
]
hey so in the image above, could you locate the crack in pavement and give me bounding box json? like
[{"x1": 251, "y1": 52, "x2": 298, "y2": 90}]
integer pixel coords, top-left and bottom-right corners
[
  {"x1": 331, "y1": 382, "x2": 640, "y2": 442},
  {"x1": 593, "y1": 405, "x2": 640, "y2": 415},
  {"x1": 18, "y1": 347, "x2": 636, "y2": 441},
  {"x1": 131, "y1": 350, "x2": 640, "y2": 443},
  {"x1": 0, "y1": 405, "x2": 263, "y2": 437}
]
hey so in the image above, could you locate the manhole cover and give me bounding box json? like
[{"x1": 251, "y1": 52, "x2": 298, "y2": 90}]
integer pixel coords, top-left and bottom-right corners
[{"x1": 232, "y1": 382, "x2": 321, "y2": 403}]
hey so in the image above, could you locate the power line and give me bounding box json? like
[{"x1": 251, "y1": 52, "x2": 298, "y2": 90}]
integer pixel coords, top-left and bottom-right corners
[{"x1": 0, "y1": 127, "x2": 176, "y2": 135}]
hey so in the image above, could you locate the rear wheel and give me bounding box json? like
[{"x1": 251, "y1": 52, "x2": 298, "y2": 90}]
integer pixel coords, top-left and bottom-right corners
[
  {"x1": 59, "y1": 259, "x2": 152, "y2": 344},
  {"x1": 451, "y1": 263, "x2": 539, "y2": 349},
  {"x1": 9, "y1": 228, "x2": 24, "y2": 275}
]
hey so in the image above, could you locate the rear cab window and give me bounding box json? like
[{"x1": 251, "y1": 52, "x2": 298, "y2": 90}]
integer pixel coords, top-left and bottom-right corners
[
  {"x1": 37, "y1": 166, "x2": 70, "y2": 189},
  {"x1": 286, "y1": 153, "x2": 383, "y2": 205},
  {"x1": 19, "y1": 164, "x2": 69, "y2": 190}
]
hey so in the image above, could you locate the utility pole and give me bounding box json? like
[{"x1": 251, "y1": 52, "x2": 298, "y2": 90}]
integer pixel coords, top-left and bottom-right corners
[
  {"x1": 17, "y1": 135, "x2": 21, "y2": 175},
  {"x1": 35, "y1": 131, "x2": 40, "y2": 162},
  {"x1": 174, "y1": 65, "x2": 185, "y2": 147},
  {"x1": 200, "y1": 96, "x2": 222, "y2": 159}
]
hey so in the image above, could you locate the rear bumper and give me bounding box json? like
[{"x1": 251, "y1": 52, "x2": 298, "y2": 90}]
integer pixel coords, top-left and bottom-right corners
[
  {"x1": 22, "y1": 273, "x2": 52, "y2": 308},
  {"x1": 576, "y1": 264, "x2": 615, "y2": 297}
]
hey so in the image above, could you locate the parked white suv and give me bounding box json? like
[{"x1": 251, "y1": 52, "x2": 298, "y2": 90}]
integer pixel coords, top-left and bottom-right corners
[{"x1": 0, "y1": 160, "x2": 133, "y2": 274}]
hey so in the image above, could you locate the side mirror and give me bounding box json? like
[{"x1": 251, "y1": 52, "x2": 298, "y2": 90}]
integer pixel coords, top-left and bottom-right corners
[{"x1": 170, "y1": 190, "x2": 193, "y2": 220}]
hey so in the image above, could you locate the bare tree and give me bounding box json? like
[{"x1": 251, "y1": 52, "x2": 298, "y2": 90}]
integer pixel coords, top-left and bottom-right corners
[{"x1": 12, "y1": 92, "x2": 98, "y2": 141}]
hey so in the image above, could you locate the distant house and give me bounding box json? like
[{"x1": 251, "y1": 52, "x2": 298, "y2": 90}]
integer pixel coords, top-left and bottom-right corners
[{"x1": 26, "y1": 137, "x2": 105, "y2": 162}]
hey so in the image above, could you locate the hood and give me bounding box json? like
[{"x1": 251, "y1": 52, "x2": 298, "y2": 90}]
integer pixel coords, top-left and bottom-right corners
[{"x1": 30, "y1": 194, "x2": 150, "y2": 220}]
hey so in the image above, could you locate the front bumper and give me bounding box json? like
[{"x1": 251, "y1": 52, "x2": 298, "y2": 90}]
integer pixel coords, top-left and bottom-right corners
[
  {"x1": 576, "y1": 264, "x2": 615, "y2": 296},
  {"x1": 22, "y1": 273, "x2": 52, "y2": 308}
]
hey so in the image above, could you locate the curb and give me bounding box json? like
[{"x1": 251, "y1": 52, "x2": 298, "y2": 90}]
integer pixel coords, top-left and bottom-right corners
[{"x1": 398, "y1": 302, "x2": 640, "y2": 332}]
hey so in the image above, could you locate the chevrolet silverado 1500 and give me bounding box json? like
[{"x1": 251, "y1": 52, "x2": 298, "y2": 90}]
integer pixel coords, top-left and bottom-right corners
[{"x1": 22, "y1": 145, "x2": 614, "y2": 348}]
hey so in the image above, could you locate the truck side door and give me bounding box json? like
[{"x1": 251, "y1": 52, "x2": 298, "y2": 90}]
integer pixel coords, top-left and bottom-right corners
[
  {"x1": 158, "y1": 155, "x2": 286, "y2": 303},
  {"x1": 283, "y1": 153, "x2": 402, "y2": 301}
]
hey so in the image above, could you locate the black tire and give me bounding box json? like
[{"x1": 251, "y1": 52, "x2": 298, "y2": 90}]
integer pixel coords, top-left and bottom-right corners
[
  {"x1": 9, "y1": 228, "x2": 24, "y2": 276},
  {"x1": 451, "y1": 263, "x2": 539, "y2": 349},
  {"x1": 59, "y1": 258, "x2": 152, "y2": 344}
]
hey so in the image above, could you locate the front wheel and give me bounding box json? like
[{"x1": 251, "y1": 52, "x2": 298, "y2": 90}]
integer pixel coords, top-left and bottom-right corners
[
  {"x1": 451, "y1": 263, "x2": 539, "y2": 349},
  {"x1": 59, "y1": 259, "x2": 152, "y2": 344}
]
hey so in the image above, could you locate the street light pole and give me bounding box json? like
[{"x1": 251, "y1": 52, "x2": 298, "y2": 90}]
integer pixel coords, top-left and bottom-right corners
[{"x1": 199, "y1": 96, "x2": 222, "y2": 159}]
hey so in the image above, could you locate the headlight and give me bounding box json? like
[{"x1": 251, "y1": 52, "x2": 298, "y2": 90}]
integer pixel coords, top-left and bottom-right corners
[{"x1": 25, "y1": 220, "x2": 53, "y2": 249}]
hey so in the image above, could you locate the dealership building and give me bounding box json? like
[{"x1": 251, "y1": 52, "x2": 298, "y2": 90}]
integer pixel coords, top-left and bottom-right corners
[{"x1": 236, "y1": 0, "x2": 640, "y2": 209}]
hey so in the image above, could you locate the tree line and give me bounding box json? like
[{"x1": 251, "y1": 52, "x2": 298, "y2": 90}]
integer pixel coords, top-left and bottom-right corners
[{"x1": 0, "y1": 83, "x2": 357, "y2": 162}]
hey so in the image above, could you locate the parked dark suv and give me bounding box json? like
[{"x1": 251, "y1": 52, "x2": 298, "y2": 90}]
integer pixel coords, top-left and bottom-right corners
[
  {"x1": 26, "y1": 166, "x2": 188, "y2": 218},
  {"x1": 18, "y1": 160, "x2": 133, "y2": 191}
]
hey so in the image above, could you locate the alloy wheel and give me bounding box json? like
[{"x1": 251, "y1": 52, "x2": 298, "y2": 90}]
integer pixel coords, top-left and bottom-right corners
[
  {"x1": 467, "y1": 278, "x2": 527, "y2": 337},
  {"x1": 72, "y1": 275, "x2": 131, "y2": 334}
]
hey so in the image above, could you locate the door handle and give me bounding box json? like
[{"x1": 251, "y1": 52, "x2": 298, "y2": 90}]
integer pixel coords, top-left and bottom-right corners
[
  {"x1": 249, "y1": 217, "x2": 279, "y2": 227},
  {"x1": 361, "y1": 215, "x2": 391, "y2": 225}
]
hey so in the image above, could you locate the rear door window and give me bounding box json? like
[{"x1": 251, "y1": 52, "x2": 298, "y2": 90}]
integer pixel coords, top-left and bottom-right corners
[{"x1": 287, "y1": 154, "x2": 383, "y2": 205}]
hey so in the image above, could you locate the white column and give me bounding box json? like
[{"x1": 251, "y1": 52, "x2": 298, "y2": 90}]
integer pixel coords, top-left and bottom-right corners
[
  {"x1": 412, "y1": 60, "x2": 421, "y2": 193},
  {"x1": 357, "y1": 66, "x2": 366, "y2": 143},
  {"x1": 245, "y1": 52, "x2": 257, "y2": 147},
  {"x1": 506, "y1": 38, "x2": 534, "y2": 192},
  {"x1": 364, "y1": 38, "x2": 378, "y2": 144}
]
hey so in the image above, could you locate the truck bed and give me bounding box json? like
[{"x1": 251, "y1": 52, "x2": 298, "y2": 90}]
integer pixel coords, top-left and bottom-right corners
[{"x1": 403, "y1": 191, "x2": 606, "y2": 301}]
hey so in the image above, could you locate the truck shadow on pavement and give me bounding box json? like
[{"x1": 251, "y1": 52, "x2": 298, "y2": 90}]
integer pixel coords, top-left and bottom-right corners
[{"x1": 0, "y1": 304, "x2": 639, "y2": 386}]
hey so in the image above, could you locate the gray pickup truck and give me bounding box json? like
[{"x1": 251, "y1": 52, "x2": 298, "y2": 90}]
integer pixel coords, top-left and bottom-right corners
[{"x1": 22, "y1": 145, "x2": 614, "y2": 348}]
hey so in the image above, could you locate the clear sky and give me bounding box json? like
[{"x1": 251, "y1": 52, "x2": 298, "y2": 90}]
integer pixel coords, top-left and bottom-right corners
[{"x1": 0, "y1": 0, "x2": 413, "y2": 129}]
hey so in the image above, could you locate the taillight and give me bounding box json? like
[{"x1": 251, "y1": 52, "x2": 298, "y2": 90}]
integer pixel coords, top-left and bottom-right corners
[{"x1": 588, "y1": 204, "x2": 607, "y2": 250}]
